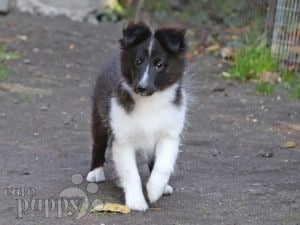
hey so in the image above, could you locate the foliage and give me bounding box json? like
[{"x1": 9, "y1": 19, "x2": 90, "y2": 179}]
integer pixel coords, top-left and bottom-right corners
[
  {"x1": 0, "y1": 44, "x2": 20, "y2": 80},
  {"x1": 256, "y1": 82, "x2": 275, "y2": 95},
  {"x1": 0, "y1": 45, "x2": 20, "y2": 60},
  {"x1": 226, "y1": 33, "x2": 300, "y2": 98},
  {"x1": 97, "y1": 0, "x2": 134, "y2": 22},
  {"x1": 143, "y1": 0, "x2": 266, "y2": 27},
  {"x1": 0, "y1": 63, "x2": 7, "y2": 80},
  {"x1": 282, "y1": 70, "x2": 300, "y2": 100},
  {"x1": 228, "y1": 34, "x2": 279, "y2": 81}
]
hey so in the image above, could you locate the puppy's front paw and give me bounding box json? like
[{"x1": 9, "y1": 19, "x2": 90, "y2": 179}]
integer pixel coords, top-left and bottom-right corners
[
  {"x1": 86, "y1": 167, "x2": 105, "y2": 182},
  {"x1": 163, "y1": 184, "x2": 173, "y2": 195},
  {"x1": 126, "y1": 192, "x2": 148, "y2": 211},
  {"x1": 146, "y1": 180, "x2": 164, "y2": 203}
]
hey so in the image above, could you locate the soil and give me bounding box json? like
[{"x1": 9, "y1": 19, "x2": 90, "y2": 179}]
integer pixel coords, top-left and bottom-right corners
[{"x1": 0, "y1": 12, "x2": 299, "y2": 225}]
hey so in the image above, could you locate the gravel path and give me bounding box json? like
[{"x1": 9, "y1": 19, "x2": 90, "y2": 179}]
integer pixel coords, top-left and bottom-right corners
[{"x1": 0, "y1": 12, "x2": 299, "y2": 225}]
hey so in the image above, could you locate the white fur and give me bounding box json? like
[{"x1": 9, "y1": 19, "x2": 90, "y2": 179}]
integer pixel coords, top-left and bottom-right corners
[
  {"x1": 110, "y1": 83, "x2": 186, "y2": 211},
  {"x1": 148, "y1": 36, "x2": 154, "y2": 57},
  {"x1": 86, "y1": 167, "x2": 105, "y2": 183},
  {"x1": 164, "y1": 184, "x2": 174, "y2": 195},
  {"x1": 139, "y1": 64, "x2": 149, "y2": 87}
]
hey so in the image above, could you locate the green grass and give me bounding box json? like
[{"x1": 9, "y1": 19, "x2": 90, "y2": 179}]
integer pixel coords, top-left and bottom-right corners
[
  {"x1": 143, "y1": 0, "x2": 263, "y2": 27},
  {"x1": 0, "y1": 63, "x2": 7, "y2": 80},
  {"x1": 226, "y1": 34, "x2": 300, "y2": 99},
  {"x1": 228, "y1": 35, "x2": 279, "y2": 81},
  {"x1": 0, "y1": 45, "x2": 20, "y2": 60},
  {"x1": 282, "y1": 70, "x2": 300, "y2": 99},
  {"x1": 0, "y1": 44, "x2": 20, "y2": 80},
  {"x1": 256, "y1": 82, "x2": 275, "y2": 95}
]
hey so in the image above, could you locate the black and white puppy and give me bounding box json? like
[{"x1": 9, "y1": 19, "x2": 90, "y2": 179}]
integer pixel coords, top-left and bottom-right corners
[{"x1": 86, "y1": 22, "x2": 188, "y2": 211}]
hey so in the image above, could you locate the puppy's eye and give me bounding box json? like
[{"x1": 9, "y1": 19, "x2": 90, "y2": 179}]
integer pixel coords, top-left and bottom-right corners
[
  {"x1": 135, "y1": 58, "x2": 143, "y2": 66},
  {"x1": 155, "y1": 61, "x2": 164, "y2": 70}
]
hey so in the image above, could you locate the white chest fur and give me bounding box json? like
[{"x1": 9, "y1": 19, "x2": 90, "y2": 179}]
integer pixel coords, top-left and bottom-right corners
[{"x1": 110, "y1": 84, "x2": 186, "y2": 152}]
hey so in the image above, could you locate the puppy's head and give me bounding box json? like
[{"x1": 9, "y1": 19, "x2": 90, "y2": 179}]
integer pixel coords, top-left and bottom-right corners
[{"x1": 119, "y1": 22, "x2": 187, "y2": 96}]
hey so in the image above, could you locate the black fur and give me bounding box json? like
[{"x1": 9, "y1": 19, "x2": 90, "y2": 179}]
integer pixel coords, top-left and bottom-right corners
[{"x1": 89, "y1": 22, "x2": 187, "y2": 172}]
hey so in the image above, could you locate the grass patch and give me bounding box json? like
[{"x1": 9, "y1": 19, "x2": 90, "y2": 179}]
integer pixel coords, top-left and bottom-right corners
[
  {"x1": 256, "y1": 82, "x2": 275, "y2": 95},
  {"x1": 0, "y1": 44, "x2": 20, "y2": 80},
  {"x1": 143, "y1": 0, "x2": 265, "y2": 27},
  {"x1": 0, "y1": 63, "x2": 8, "y2": 80},
  {"x1": 227, "y1": 34, "x2": 300, "y2": 99},
  {"x1": 0, "y1": 45, "x2": 20, "y2": 60},
  {"x1": 228, "y1": 35, "x2": 279, "y2": 81},
  {"x1": 282, "y1": 70, "x2": 300, "y2": 100}
]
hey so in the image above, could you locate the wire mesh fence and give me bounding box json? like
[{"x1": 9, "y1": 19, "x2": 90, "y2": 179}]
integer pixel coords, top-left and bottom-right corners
[
  {"x1": 271, "y1": 0, "x2": 300, "y2": 72},
  {"x1": 134, "y1": 0, "x2": 299, "y2": 72}
]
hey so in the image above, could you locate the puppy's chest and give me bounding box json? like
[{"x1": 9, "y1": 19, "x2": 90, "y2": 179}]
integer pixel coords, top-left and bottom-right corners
[{"x1": 110, "y1": 97, "x2": 185, "y2": 147}]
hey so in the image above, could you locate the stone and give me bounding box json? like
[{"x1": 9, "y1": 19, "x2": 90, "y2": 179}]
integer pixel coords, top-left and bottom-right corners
[
  {"x1": 15, "y1": 0, "x2": 107, "y2": 22},
  {"x1": 0, "y1": 0, "x2": 10, "y2": 13}
]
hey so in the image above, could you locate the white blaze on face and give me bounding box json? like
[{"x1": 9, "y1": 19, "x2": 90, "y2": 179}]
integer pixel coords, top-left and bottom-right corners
[
  {"x1": 139, "y1": 65, "x2": 149, "y2": 87},
  {"x1": 139, "y1": 37, "x2": 154, "y2": 87},
  {"x1": 148, "y1": 36, "x2": 154, "y2": 57}
]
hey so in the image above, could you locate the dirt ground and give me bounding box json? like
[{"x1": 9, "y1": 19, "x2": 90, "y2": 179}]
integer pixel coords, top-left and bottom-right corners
[{"x1": 0, "y1": 12, "x2": 299, "y2": 225}]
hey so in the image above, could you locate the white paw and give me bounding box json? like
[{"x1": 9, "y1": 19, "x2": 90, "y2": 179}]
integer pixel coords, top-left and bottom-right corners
[
  {"x1": 163, "y1": 184, "x2": 173, "y2": 195},
  {"x1": 86, "y1": 167, "x2": 105, "y2": 183},
  {"x1": 147, "y1": 180, "x2": 164, "y2": 203},
  {"x1": 125, "y1": 193, "x2": 148, "y2": 211}
]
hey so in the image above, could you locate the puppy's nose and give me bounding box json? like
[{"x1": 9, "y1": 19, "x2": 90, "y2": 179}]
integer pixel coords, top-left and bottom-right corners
[
  {"x1": 136, "y1": 85, "x2": 148, "y2": 94},
  {"x1": 135, "y1": 83, "x2": 154, "y2": 96}
]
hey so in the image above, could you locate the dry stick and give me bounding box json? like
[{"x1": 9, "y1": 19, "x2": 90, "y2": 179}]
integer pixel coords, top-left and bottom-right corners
[{"x1": 134, "y1": 0, "x2": 145, "y2": 22}]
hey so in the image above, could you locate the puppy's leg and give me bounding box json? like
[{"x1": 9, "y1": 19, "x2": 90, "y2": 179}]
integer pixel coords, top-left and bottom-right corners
[
  {"x1": 112, "y1": 141, "x2": 148, "y2": 211},
  {"x1": 147, "y1": 137, "x2": 179, "y2": 203},
  {"x1": 148, "y1": 157, "x2": 173, "y2": 195},
  {"x1": 86, "y1": 109, "x2": 107, "y2": 183}
]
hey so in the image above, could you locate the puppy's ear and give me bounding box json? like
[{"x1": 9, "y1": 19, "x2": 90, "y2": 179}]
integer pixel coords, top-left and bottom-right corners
[
  {"x1": 119, "y1": 21, "x2": 152, "y2": 49},
  {"x1": 155, "y1": 28, "x2": 187, "y2": 54}
]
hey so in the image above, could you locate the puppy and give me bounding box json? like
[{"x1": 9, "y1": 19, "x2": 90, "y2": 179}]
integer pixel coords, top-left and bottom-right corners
[{"x1": 86, "y1": 21, "x2": 188, "y2": 211}]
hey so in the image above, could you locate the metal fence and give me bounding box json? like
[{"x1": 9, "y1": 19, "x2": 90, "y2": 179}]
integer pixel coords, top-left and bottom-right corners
[{"x1": 271, "y1": 0, "x2": 300, "y2": 71}]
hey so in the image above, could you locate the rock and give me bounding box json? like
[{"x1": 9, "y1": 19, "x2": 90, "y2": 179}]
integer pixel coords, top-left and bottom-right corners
[
  {"x1": 32, "y1": 48, "x2": 40, "y2": 53},
  {"x1": 39, "y1": 105, "x2": 48, "y2": 111},
  {"x1": 255, "y1": 151, "x2": 274, "y2": 158},
  {"x1": 0, "y1": 0, "x2": 10, "y2": 14},
  {"x1": 17, "y1": 35, "x2": 28, "y2": 41},
  {"x1": 23, "y1": 58, "x2": 31, "y2": 64},
  {"x1": 15, "y1": 0, "x2": 107, "y2": 22}
]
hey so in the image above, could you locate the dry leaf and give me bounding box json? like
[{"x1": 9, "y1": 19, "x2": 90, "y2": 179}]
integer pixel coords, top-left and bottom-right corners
[
  {"x1": 65, "y1": 74, "x2": 73, "y2": 80},
  {"x1": 206, "y1": 44, "x2": 220, "y2": 53},
  {"x1": 149, "y1": 207, "x2": 162, "y2": 211},
  {"x1": 285, "y1": 124, "x2": 300, "y2": 131},
  {"x1": 187, "y1": 52, "x2": 194, "y2": 62},
  {"x1": 283, "y1": 141, "x2": 297, "y2": 148},
  {"x1": 91, "y1": 203, "x2": 130, "y2": 214},
  {"x1": 0, "y1": 82, "x2": 52, "y2": 95},
  {"x1": 227, "y1": 25, "x2": 250, "y2": 35},
  {"x1": 220, "y1": 47, "x2": 234, "y2": 59},
  {"x1": 69, "y1": 43, "x2": 77, "y2": 50},
  {"x1": 221, "y1": 71, "x2": 231, "y2": 78},
  {"x1": 260, "y1": 71, "x2": 281, "y2": 83},
  {"x1": 0, "y1": 36, "x2": 14, "y2": 44}
]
